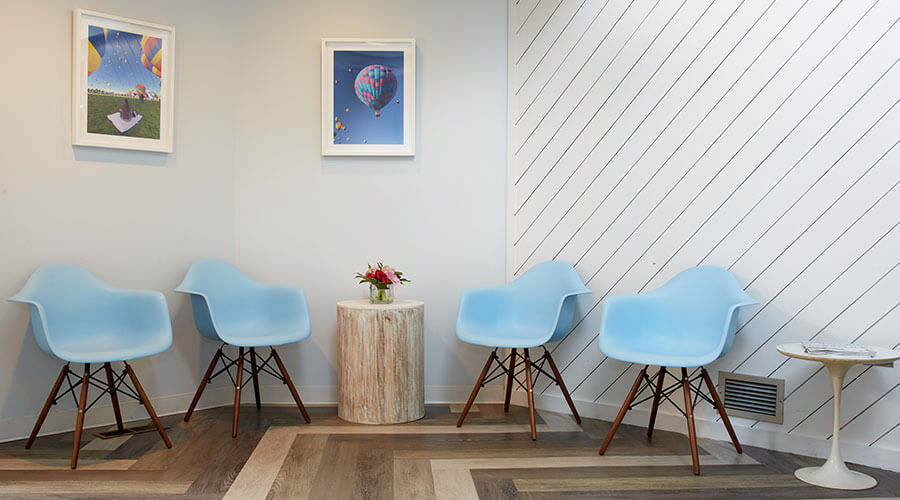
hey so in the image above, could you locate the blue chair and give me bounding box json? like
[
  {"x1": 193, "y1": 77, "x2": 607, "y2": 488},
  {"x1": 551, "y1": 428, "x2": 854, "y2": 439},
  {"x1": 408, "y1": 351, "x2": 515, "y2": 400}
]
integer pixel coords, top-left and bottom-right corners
[
  {"x1": 175, "y1": 259, "x2": 312, "y2": 437},
  {"x1": 596, "y1": 266, "x2": 758, "y2": 475},
  {"x1": 8, "y1": 263, "x2": 173, "y2": 469},
  {"x1": 455, "y1": 261, "x2": 592, "y2": 440}
]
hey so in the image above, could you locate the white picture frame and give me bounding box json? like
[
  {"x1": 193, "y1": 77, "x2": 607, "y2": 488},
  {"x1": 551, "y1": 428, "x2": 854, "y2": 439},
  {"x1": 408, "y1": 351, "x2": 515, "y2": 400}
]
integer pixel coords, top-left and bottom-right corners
[
  {"x1": 321, "y1": 38, "x2": 415, "y2": 156},
  {"x1": 72, "y1": 9, "x2": 175, "y2": 152}
]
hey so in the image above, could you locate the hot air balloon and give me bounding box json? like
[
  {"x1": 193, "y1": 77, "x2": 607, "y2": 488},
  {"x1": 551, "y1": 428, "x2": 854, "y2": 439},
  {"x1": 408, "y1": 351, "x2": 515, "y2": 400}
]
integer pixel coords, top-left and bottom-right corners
[
  {"x1": 87, "y1": 26, "x2": 107, "y2": 76},
  {"x1": 141, "y1": 35, "x2": 162, "y2": 78},
  {"x1": 354, "y1": 64, "x2": 397, "y2": 117},
  {"x1": 135, "y1": 83, "x2": 147, "y2": 101}
]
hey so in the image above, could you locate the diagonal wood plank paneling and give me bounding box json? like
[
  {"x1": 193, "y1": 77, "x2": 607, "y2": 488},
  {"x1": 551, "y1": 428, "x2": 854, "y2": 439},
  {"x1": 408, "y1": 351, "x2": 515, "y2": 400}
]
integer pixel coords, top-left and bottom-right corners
[{"x1": 509, "y1": 0, "x2": 900, "y2": 467}]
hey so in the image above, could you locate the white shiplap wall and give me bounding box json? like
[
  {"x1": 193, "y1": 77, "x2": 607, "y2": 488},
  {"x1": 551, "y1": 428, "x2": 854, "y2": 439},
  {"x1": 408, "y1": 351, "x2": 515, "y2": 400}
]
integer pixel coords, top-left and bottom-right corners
[{"x1": 509, "y1": 0, "x2": 900, "y2": 470}]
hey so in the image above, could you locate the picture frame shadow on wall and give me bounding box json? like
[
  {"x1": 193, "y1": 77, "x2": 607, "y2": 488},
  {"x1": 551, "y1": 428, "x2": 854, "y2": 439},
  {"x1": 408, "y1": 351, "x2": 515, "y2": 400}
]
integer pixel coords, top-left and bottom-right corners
[
  {"x1": 321, "y1": 39, "x2": 416, "y2": 156},
  {"x1": 72, "y1": 9, "x2": 175, "y2": 153}
]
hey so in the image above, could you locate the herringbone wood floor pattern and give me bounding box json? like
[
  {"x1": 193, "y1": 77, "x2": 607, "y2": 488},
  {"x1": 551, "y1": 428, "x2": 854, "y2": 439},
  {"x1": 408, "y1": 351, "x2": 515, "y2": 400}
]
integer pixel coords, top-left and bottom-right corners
[{"x1": 0, "y1": 404, "x2": 897, "y2": 498}]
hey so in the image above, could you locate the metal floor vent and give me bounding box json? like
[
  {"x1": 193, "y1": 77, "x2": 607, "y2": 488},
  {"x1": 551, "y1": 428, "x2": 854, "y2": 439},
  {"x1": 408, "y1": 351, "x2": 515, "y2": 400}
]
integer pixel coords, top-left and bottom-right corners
[{"x1": 718, "y1": 371, "x2": 784, "y2": 424}]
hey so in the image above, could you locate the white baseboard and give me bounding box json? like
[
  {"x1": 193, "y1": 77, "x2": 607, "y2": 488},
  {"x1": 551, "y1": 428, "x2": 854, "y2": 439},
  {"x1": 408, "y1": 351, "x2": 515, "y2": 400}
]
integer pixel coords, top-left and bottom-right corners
[
  {"x1": 0, "y1": 384, "x2": 504, "y2": 444},
  {"x1": 522, "y1": 391, "x2": 900, "y2": 474}
]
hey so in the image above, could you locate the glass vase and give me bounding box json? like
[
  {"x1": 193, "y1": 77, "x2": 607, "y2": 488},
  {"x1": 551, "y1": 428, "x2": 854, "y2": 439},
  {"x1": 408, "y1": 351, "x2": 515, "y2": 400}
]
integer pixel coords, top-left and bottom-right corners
[{"x1": 369, "y1": 283, "x2": 394, "y2": 304}]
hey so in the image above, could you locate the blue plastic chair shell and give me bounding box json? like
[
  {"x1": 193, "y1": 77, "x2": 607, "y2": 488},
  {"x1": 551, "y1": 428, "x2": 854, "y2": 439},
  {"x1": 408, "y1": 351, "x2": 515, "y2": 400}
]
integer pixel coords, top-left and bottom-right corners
[
  {"x1": 456, "y1": 261, "x2": 592, "y2": 348},
  {"x1": 175, "y1": 259, "x2": 311, "y2": 347},
  {"x1": 8, "y1": 263, "x2": 172, "y2": 363},
  {"x1": 598, "y1": 266, "x2": 758, "y2": 368}
]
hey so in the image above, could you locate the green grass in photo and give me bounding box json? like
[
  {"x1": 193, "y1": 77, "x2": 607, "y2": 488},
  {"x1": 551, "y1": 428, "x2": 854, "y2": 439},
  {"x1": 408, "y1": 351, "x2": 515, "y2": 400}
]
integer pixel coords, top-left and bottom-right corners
[{"x1": 86, "y1": 93, "x2": 161, "y2": 139}]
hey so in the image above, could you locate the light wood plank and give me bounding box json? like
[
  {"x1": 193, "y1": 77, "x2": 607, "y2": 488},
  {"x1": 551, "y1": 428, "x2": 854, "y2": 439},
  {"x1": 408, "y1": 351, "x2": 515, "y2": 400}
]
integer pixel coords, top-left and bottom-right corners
[
  {"x1": 80, "y1": 434, "x2": 133, "y2": 451},
  {"x1": 448, "y1": 404, "x2": 480, "y2": 413},
  {"x1": 394, "y1": 458, "x2": 436, "y2": 500},
  {"x1": 0, "y1": 458, "x2": 136, "y2": 470},
  {"x1": 513, "y1": 473, "x2": 803, "y2": 492},
  {"x1": 223, "y1": 426, "x2": 297, "y2": 500},
  {"x1": 264, "y1": 433, "x2": 328, "y2": 500},
  {"x1": 293, "y1": 423, "x2": 547, "y2": 435},
  {"x1": 431, "y1": 463, "x2": 479, "y2": 500},
  {"x1": 0, "y1": 480, "x2": 192, "y2": 494}
]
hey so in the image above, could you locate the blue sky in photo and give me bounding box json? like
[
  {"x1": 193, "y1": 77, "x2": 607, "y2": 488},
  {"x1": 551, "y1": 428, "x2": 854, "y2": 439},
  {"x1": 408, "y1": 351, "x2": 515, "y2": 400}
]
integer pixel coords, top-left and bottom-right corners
[
  {"x1": 332, "y1": 50, "x2": 404, "y2": 145},
  {"x1": 87, "y1": 26, "x2": 161, "y2": 95}
]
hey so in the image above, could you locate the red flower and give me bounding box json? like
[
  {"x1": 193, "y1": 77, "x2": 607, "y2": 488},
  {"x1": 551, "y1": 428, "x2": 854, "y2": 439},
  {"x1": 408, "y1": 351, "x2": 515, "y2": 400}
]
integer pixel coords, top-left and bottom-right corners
[
  {"x1": 365, "y1": 271, "x2": 375, "y2": 278},
  {"x1": 374, "y1": 270, "x2": 389, "y2": 284}
]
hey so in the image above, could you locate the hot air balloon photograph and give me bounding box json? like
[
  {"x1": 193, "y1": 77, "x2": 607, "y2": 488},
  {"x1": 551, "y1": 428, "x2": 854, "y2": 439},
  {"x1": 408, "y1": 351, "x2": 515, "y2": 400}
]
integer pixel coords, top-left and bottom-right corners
[
  {"x1": 73, "y1": 10, "x2": 175, "y2": 152},
  {"x1": 321, "y1": 39, "x2": 416, "y2": 156}
]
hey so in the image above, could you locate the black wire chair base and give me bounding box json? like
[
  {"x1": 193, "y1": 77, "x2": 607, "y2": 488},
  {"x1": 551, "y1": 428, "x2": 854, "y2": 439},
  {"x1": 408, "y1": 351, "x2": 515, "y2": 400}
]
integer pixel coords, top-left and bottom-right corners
[
  {"x1": 53, "y1": 362, "x2": 142, "y2": 413},
  {"x1": 208, "y1": 346, "x2": 286, "y2": 390},
  {"x1": 480, "y1": 348, "x2": 560, "y2": 392},
  {"x1": 27, "y1": 360, "x2": 172, "y2": 469},
  {"x1": 625, "y1": 367, "x2": 715, "y2": 419},
  {"x1": 598, "y1": 364, "x2": 743, "y2": 476},
  {"x1": 457, "y1": 346, "x2": 581, "y2": 441},
  {"x1": 184, "y1": 343, "x2": 311, "y2": 437}
]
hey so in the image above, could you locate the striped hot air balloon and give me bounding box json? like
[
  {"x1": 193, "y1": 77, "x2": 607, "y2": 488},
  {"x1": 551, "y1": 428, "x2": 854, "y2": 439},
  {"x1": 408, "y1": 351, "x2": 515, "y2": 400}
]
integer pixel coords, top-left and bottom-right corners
[
  {"x1": 87, "y1": 26, "x2": 107, "y2": 76},
  {"x1": 354, "y1": 64, "x2": 397, "y2": 117},
  {"x1": 141, "y1": 35, "x2": 162, "y2": 78}
]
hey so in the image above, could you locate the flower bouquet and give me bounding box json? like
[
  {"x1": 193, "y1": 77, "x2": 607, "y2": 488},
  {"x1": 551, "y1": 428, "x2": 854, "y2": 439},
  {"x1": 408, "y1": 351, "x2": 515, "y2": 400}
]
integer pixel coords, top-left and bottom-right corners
[{"x1": 355, "y1": 263, "x2": 410, "y2": 304}]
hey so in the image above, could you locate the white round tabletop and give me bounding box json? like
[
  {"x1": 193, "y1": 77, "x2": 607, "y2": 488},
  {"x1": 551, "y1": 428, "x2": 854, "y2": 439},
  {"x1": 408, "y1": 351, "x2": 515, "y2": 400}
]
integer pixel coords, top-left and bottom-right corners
[
  {"x1": 776, "y1": 342, "x2": 900, "y2": 365},
  {"x1": 337, "y1": 299, "x2": 424, "y2": 311}
]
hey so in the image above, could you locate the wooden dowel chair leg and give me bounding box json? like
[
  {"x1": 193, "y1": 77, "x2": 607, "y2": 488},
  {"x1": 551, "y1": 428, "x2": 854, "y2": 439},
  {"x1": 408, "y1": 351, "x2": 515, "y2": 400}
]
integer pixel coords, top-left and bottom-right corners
[
  {"x1": 457, "y1": 350, "x2": 496, "y2": 428},
  {"x1": 105, "y1": 362, "x2": 124, "y2": 432},
  {"x1": 125, "y1": 362, "x2": 172, "y2": 448},
  {"x1": 524, "y1": 348, "x2": 537, "y2": 441},
  {"x1": 682, "y1": 367, "x2": 700, "y2": 475},
  {"x1": 504, "y1": 348, "x2": 517, "y2": 413},
  {"x1": 647, "y1": 367, "x2": 666, "y2": 437},
  {"x1": 544, "y1": 349, "x2": 581, "y2": 424},
  {"x1": 272, "y1": 348, "x2": 311, "y2": 424},
  {"x1": 599, "y1": 366, "x2": 647, "y2": 455},
  {"x1": 26, "y1": 364, "x2": 68, "y2": 449},
  {"x1": 233, "y1": 347, "x2": 244, "y2": 438},
  {"x1": 185, "y1": 348, "x2": 222, "y2": 422},
  {"x1": 702, "y1": 367, "x2": 742, "y2": 453},
  {"x1": 250, "y1": 347, "x2": 261, "y2": 410},
  {"x1": 71, "y1": 363, "x2": 90, "y2": 469}
]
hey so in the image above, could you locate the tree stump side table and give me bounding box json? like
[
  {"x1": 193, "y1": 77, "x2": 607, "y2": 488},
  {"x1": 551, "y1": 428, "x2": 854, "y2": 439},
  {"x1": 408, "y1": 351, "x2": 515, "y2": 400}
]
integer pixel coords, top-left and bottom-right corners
[{"x1": 337, "y1": 299, "x2": 424, "y2": 424}]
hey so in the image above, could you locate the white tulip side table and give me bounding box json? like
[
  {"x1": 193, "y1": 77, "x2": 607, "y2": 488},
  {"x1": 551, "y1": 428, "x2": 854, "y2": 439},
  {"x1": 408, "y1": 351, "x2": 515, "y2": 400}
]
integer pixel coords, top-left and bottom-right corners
[{"x1": 776, "y1": 342, "x2": 900, "y2": 490}]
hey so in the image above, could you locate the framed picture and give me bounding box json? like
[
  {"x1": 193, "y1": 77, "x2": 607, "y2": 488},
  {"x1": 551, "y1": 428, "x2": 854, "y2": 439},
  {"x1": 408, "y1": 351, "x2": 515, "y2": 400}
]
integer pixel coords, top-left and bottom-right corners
[
  {"x1": 321, "y1": 39, "x2": 415, "y2": 156},
  {"x1": 72, "y1": 9, "x2": 175, "y2": 152}
]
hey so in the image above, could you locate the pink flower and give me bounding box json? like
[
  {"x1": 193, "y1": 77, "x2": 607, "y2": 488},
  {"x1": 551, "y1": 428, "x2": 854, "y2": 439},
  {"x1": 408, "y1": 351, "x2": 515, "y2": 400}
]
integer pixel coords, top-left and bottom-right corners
[{"x1": 386, "y1": 271, "x2": 401, "y2": 285}]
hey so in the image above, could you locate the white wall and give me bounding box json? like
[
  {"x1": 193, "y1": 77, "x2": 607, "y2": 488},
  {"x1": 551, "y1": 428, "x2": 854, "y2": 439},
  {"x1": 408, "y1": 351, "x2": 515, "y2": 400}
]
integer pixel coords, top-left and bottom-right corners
[
  {"x1": 0, "y1": 0, "x2": 240, "y2": 439},
  {"x1": 231, "y1": 0, "x2": 508, "y2": 399},
  {"x1": 509, "y1": 0, "x2": 900, "y2": 471},
  {"x1": 0, "y1": 0, "x2": 508, "y2": 440}
]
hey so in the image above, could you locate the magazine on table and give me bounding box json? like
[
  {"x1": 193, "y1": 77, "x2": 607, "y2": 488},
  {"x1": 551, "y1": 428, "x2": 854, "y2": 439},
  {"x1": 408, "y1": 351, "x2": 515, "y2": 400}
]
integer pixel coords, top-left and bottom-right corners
[{"x1": 801, "y1": 341, "x2": 876, "y2": 358}]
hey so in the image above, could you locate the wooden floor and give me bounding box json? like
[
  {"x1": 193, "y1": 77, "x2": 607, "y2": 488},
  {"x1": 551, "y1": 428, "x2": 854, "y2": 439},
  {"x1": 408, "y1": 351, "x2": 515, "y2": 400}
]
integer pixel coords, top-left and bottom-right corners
[{"x1": 0, "y1": 404, "x2": 898, "y2": 499}]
